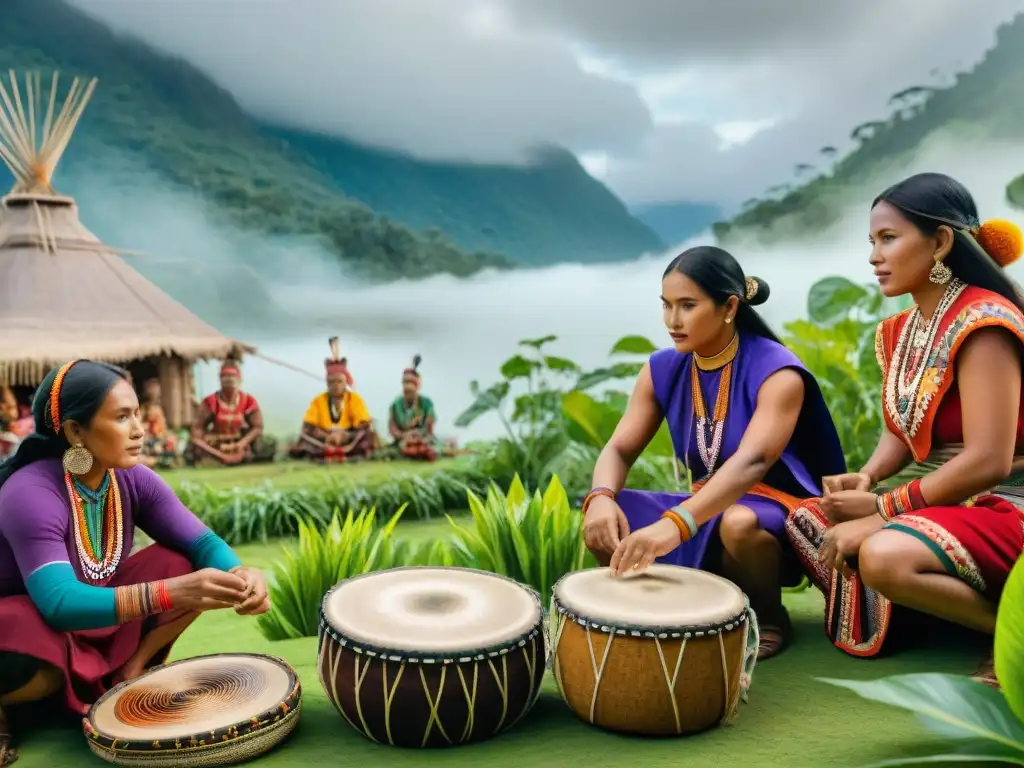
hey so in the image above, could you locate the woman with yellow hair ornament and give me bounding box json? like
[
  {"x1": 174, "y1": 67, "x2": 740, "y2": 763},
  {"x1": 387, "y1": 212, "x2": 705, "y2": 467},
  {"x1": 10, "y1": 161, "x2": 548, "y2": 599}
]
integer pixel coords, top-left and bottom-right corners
[{"x1": 787, "y1": 172, "x2": 1024, "y2": 688}]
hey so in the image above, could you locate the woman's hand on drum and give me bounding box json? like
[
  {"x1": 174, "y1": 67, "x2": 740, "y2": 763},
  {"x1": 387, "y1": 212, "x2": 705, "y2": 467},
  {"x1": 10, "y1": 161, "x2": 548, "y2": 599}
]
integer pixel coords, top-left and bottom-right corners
[
  {"x1": 609, "y1": 519, "x2": 681, "y2": 577},
  {"x1": 582, "y1": 496, "x2": 630, "y2": 556},
  {"x1": 230, "y1": 566, "x2": 271, "y2": 615},
  {"x1": 164, "y1": 568, "x2": 250, "y2": 612}
]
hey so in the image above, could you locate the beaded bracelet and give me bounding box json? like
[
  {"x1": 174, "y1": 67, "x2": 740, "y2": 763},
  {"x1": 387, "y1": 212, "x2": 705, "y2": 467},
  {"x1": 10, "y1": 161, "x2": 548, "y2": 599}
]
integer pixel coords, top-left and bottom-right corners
[
  {"x1": 582, "y1": 486, "x2": 616, "y2": 515},
  {"x1": 662, "y1": 505, "x2": 698, "y2": 543},
  {"x1": 114, "y1": 580, "x2": 174, "y2": 624},
  {"x1": 875, "y1": 478, "x2": 927, "y2": 522}
]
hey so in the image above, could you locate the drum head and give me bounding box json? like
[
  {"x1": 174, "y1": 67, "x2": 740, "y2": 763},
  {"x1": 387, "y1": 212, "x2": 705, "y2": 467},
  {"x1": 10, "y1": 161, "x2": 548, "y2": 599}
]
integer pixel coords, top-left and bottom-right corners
[
  {"x1": 89, "y1": 654, "x2": 295, "y2": 742},
  {"x1": 553, "y1": 564, "x2": 745, "y2": 630},
  {"x1": 322, "y1": 566, "x2": 541, "y2": 655}
]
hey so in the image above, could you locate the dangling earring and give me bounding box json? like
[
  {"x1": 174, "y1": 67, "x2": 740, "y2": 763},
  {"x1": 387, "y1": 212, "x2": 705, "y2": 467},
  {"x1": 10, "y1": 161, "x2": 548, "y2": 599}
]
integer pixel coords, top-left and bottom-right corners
[
  {"x1": 62, "y1": 444, "x2": 94, "y2": 475},
  {"x1": 929, "y1": 259, "x2": 952, "y2": 285}
]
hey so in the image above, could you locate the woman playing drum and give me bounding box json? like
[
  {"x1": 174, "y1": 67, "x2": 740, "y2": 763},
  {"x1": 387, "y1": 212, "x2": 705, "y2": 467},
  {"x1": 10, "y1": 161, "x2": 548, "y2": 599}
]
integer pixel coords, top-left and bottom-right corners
[
  {"x1": 582, "y1": 246, "x2": 846, "y2": 660},
  {"x1": 786, "y1": 173, "x2": 1024, "y2": 687},
  {"x1": 0, "y1": 360, "x2": 272, "y2": 765}
]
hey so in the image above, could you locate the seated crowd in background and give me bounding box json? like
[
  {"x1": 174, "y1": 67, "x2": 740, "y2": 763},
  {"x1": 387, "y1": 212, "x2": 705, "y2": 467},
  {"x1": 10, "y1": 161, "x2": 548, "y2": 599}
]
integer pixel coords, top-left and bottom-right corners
[{"x1": 0, "y1": 341, "x2": 452, "y2": 469}]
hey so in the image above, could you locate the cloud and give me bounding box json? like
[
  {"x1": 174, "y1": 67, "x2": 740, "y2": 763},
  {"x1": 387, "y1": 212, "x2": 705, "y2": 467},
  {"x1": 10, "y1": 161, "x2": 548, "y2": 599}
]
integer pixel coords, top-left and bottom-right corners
[
  {"x1": 67, "y1": 0, "x2": 1024, "y2": 208},
  {"x1": 68, "y1": 0, "x2": 651, "y2": 165}
]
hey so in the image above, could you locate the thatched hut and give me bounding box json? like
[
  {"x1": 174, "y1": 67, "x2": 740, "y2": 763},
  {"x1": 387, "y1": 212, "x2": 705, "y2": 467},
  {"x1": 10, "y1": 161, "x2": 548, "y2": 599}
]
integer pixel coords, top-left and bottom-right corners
[{"x1": 0, "y1": 70, "x2": 254, "y2": 429}]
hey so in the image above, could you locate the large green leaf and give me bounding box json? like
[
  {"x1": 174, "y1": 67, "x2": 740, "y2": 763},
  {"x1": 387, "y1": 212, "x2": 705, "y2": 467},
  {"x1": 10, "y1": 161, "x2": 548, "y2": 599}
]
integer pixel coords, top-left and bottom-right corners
[
  {"x1": 856, "y1": 740, "x2": 1024, "y2": 767},
  {"x1": 454, "y1": 381, "x2": 509, "y2": 426},
  {"x1": 996, "y1": 555, "x2": 1024, "y2": 724},
  {"x1": 610, "y1": 335, "x2": 658, "y2": 356},
  {"x1": 807, "y1": 276, "x2": 870, "y2": 323},
  {"x1": 500, "y1": 354, "x2": 538, "y2": 380},
  {"x1": 574, "y1": 362, "x2": 644, "y2": 390},
  {"x1": 561, "y1": 390, "x2": 620, "y2": 447},
  {"x1": 544, "y1": 355, "x2": 580, "y2": 373},
  {"x1": 819, "y1": 673, "x2": 1024, "y2": 749}
]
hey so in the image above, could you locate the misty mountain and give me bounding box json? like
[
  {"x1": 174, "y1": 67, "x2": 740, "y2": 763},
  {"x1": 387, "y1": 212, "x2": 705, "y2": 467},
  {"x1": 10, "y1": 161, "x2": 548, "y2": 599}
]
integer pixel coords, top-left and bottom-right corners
[
  {"x1": 714, "y1": 13, "x2": 1024, "y2": 244},
  {"x1": 0, "y1": 0, "x2": 663, "y2": 281},
  {"x1": 630, "y1": 202, "x2": 723, "y2": 248}
]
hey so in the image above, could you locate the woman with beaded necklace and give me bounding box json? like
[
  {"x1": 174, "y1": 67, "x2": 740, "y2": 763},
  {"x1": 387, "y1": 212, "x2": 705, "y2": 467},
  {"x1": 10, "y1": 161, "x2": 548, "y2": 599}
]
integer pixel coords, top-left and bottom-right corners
[
  {"x1": 582, "y1": 246, "x2": 847, "y2": 660},
  {"x1": 786, "y1": 173, "x2": 1024, "y2": 688},
  {"x1": 0, "y1": 360, "x2": 271, "y2": 765}
]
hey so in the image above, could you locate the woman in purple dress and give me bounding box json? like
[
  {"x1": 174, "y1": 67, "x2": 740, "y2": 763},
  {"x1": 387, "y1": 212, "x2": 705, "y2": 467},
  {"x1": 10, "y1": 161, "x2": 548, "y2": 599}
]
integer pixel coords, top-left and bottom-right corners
[
  {"x1": 582, "y1": 246, "x2": 846, "y2": 660},
  {"x1": 0, "y1": 360, "x2": 272, "y2": 765}
]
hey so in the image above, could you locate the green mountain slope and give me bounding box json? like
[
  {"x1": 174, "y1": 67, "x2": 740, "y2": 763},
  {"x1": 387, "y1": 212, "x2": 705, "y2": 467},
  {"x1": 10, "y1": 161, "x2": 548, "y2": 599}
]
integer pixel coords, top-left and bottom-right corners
[
  {"x1": 0, "y1": 0, "x2": 660, "y2": 281},
  {"x1": 630, "y1": 201, "x2": 722, "y2": 247},
  {"x1": 264, "y1": 128, "x2": 664, "y2": 267},
  {"x1": 714, "y1": 13, "x2": 1024, "y2": 243}
]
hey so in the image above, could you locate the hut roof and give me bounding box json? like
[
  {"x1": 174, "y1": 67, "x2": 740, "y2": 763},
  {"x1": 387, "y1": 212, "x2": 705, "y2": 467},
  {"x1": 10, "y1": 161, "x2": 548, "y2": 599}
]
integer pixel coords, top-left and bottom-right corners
[{"x1": 0, "y1": 70, "x2": 254, "y2": 384}]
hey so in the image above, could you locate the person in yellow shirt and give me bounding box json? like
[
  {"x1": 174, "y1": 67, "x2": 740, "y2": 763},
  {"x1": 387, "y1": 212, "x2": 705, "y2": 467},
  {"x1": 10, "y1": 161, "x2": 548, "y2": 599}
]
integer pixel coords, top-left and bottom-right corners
[{"x1": 288, "y1": 337, "x2": 377, "y2": 462}]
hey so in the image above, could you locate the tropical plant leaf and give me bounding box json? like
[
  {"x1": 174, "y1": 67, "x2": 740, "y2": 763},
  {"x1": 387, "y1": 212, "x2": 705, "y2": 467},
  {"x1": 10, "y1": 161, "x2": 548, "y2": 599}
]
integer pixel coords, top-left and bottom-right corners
[
  {"x1": 453, "y1": 381, "x2": 509, "y2": 426},
  {"x1": 996, "y1": 555, "x2": 1024, "y2": 724},
  {"x1": 807, "y1": 276, "x2": 870, "y2": 324},
  {"x1": 519, "y1": 334, "x2": 557, "y2": 349},
  {"x1": 544, "y1": 355, "x2": 580, "y2": 372},
  {"x1": 610, "y1": 335, "x2": 658, "y2": 356},
  {"x1": 819, "y1": 673, "x2": 1024, "y2": 748},
  {"x1": 855, "y1": 739, "x2": 1024, "y2": 767},
  {"x1": 500, "y1": 354, "x2": 539, "y2": 380}
]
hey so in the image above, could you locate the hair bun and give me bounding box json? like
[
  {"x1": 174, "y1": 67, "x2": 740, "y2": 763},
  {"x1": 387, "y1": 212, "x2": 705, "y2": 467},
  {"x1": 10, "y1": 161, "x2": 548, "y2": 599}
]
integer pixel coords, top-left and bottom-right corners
[
  {"x1": 744, "y1": 275, "x2": 770, "y2": 306},
  {"x1": 975, "y1": 219, "x2": 1023, "y2": 267}
]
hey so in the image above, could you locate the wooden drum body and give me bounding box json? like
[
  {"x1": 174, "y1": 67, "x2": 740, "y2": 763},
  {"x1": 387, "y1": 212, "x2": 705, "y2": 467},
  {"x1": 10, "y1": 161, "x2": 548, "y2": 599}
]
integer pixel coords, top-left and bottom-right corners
[
  {"x1": 83, "y1": 653, "x2": 302, "y2": 766},
  {"x1": 318, "y1": 566, "x2": 546, "y2": 748},
  {"x1": 550, "y1": 564, "x2": 758, "y2": 736}
]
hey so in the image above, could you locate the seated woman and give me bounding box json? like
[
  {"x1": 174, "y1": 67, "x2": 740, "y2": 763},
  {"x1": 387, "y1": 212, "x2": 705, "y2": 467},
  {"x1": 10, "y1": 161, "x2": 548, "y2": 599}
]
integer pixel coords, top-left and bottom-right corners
[
  {"x1": 0, "y1": 360, "x2": 270, "y2": 766},
  {"x1": 184, "y1": 358, "x2": 276, "y2": 467},
  {"x1": 387, "y1": 356, "x2": 439, "y2": 462},
  {"x1": 582, "y1": 246, "x2": 846, "y2": 660},
  {"x1": 138, "y1": 378, "x2": 178, "y2": 469},
  {"x1": 786, "y1": 173, "x2": 1024, "y2": 688},
  {"x1": 289, "y1": 338, "x2": 376, "y2": 462}
]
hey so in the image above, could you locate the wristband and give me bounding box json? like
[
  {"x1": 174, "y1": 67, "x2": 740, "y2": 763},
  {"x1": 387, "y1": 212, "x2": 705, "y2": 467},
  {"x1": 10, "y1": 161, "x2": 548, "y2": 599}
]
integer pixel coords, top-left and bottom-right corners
[
  {"x1": 876, "y1": 478, "x2": 927, "y2": 522},
  {"x1": 582, "y1": 486, "x2": 616, "y2": 515},
  {"x1": 114, "y1": 580, "x2": 173, "y2": 623},
  {"x1": 662, "y1": 505, "x2": 698, "y2": 542}
]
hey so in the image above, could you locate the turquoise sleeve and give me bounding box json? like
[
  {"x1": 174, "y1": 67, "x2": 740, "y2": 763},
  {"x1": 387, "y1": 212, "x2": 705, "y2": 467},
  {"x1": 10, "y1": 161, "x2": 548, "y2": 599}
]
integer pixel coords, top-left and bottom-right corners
[
  {"x1": 24, "y1": 562, "x2": 117, "y2": 631},
  {"x1": 186, "y1": 530, "x2": 242, "y2": 572}
]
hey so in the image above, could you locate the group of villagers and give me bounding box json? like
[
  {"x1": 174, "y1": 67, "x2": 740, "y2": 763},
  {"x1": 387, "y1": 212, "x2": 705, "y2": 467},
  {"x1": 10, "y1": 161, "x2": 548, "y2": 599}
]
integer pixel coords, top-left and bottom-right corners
[
  {"x1": 0, "y1": 338, "x2": 447, "y2": 470},
  {"x1": 0, "y1": 171, "x2": 1021, "y2": 765}
]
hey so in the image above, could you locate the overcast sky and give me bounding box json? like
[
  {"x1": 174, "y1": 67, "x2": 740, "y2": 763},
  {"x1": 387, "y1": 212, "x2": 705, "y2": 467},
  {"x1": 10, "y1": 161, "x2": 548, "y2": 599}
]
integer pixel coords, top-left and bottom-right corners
[{"x1": 69, "y1": 0, "x2": 1024, "y2": 209}]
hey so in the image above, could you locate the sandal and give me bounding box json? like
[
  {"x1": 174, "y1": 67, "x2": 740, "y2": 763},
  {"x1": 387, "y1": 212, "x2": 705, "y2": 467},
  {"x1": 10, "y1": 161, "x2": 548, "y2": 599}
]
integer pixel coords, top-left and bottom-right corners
[
  {"x1": 757, "y1": 608, "x2": 793, "y2": 660},
  {"x1": 970, "y1": 653, "x2": 999, "y2": 689},
  {"x1": 0, "y1": 705, "x2": 17, "y2": 766}
]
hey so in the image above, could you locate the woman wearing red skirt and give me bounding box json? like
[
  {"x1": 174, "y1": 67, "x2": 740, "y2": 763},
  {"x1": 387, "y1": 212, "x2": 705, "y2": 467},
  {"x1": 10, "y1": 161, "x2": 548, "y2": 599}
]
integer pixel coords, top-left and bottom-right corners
[{"x1": 786, "y1": 172, "x2": 1024, "y2": 687}]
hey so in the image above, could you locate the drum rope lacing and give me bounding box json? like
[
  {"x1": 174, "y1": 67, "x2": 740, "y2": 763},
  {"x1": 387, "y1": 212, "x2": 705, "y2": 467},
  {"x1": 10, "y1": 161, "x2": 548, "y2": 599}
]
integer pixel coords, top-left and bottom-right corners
[
  {"x1": 318, "y1": 587, "x2": 545, "y2": 747},
  {"x1": 549, "y1": 596, "x2": 761, "y2": 732}
]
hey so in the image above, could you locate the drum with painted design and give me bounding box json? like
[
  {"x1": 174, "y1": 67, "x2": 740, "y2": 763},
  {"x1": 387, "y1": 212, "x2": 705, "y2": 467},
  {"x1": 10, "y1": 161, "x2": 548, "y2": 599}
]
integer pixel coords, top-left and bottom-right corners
[
  {"x1": 82, "y1": 653, "x2": 302, "y2": 766},
  {"x1": 318, "y1": 566, "x2": 546, "y2": 748},
  {"x1": 550, "y1": 564, "x2": 758, "y2": 736}
]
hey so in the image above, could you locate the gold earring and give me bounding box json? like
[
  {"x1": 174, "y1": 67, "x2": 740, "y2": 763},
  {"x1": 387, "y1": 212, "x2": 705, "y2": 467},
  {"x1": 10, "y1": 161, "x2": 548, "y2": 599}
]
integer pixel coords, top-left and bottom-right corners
[
  {"x1": 62, "y1": 444, "x2": 94, "y2": 475},
  {"x1": 929, "y1": 259, "x2": 952, "y2": 285}
]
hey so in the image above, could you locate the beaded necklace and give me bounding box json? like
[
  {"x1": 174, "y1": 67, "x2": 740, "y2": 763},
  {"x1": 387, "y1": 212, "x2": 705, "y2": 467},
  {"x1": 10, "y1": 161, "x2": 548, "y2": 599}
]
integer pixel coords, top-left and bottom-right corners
[
  {"x1": 884, "y1": 279, "x2": 966, "y2": 438},
  {"x1": 64, "y1": 469, "x2": 124, "y2": 582},
  {"x1": 690, "y1": 333, "x2": 739, "y2": 481}
]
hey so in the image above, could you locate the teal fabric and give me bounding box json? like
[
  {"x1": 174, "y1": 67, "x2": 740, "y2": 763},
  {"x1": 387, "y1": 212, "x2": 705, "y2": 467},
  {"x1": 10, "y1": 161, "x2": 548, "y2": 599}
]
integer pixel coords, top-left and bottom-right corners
[
  {"x1": 24, "y1": 561, "x2": 116, "y2": 631},
  {"x1": 187, "y1": 530, "x2": 242, "y2": 572}
]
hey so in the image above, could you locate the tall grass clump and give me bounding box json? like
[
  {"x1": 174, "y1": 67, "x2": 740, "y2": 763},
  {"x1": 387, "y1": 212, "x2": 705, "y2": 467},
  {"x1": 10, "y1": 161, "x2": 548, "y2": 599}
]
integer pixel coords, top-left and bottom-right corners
[{"x1": 177, "y1": 465, "x2": 491, "y2": 545}]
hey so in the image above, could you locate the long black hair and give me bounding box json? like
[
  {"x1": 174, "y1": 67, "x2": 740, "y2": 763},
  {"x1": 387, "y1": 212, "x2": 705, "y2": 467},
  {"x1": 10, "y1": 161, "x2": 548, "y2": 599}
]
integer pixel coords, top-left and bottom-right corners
[
  {"x1": 0, "y1": 360, "x2": 130, "y2": 489},
  {"x1": 662, "y1": 245, "x2": 781, "y2": 343},
  {"x1": 873, "y1": 172, "x2": 1024, "y2": 314}
]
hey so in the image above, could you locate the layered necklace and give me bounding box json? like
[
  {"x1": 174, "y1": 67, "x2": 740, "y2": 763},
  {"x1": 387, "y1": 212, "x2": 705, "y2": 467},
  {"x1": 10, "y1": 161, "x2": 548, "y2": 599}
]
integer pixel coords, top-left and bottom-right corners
[
  {"x1": 64, "y1": 469, "x2": 124, "y2": 582},
  {"x1": 885, "y1": 278, "x2": 965, "y2": 438},
  {"x1": 690, "y1": 332, "x2": 739, "y2": 481}
]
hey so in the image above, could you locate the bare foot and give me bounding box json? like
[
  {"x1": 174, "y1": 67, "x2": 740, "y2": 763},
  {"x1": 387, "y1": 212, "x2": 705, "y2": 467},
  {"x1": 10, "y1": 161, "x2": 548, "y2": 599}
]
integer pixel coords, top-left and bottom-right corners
[
  {"x1": 970, "y1": 653, "x2": 999, "y2": 689},
  {"x1": 0, "y1": 705, "x2": 17, "y2": 766}
]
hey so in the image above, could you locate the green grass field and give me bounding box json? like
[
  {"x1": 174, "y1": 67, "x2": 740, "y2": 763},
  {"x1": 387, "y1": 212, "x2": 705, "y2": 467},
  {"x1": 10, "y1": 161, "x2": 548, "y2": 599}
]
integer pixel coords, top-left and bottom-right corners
[
  {"x1": 160, "y1": 459, "x2": 461, "y2": 491},
  {"x1": 8, "y1": 535, "x2": 984, "y2": 768}
]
